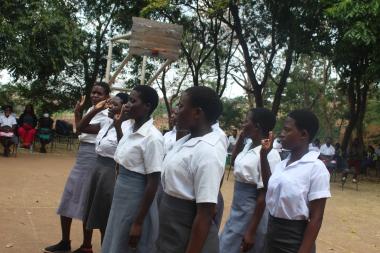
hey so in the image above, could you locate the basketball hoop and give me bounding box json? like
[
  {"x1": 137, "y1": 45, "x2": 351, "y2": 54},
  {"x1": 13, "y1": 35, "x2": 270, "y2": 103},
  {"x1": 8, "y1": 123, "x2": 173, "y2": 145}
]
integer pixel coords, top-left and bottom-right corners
[{"x1": 105, "y1": 17, "x2": 183, "y2": 88}]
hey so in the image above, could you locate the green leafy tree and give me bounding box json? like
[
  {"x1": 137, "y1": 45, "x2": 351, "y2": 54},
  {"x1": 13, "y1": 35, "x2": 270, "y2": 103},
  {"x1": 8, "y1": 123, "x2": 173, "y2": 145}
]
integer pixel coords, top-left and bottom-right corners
[
  {"x1": 219, "y1": 96, "x2": 249, "y2": 131},
  {"x1": 0, "y1": 0, "x2": 84, "y2": 111},
  {"x1": 218, "y1": 0, "x2": 332, "y2": 114},
  {"x1": 325, "y1": 0, "x2": 380, "y2": 152}
]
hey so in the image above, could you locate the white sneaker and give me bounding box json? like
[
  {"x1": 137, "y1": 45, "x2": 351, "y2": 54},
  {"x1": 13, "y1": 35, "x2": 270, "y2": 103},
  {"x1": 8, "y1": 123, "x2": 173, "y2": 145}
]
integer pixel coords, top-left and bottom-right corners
[{"x1": 352, "y1": 178, "x2": 357, "y2": 183}]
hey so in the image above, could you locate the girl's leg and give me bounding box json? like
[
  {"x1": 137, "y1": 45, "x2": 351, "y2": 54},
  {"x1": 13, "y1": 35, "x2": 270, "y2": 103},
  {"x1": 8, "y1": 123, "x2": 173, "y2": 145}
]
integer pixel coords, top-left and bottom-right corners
[
  {"x1": 60, "y1": 215, "x2": 72, "y2": 242},
  {"x1": 100, "y1": 228, "x2": 106, "y2": 244},
  {"x1": 82, "y1": 222, "x2": 93, "y2": 248}
]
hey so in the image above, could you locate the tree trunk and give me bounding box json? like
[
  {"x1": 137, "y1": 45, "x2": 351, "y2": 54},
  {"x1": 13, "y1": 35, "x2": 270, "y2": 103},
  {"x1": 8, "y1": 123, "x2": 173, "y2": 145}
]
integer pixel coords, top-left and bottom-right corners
[
  {"x1": 341, "y1": 77, "x2": 359, "y2": 152},
  {"x1": 229, "y1": 1, "x2": 262, "y2": 107},
  {"x1": 355, "y1": 81, "x2": 370, "y2": 159},
  {"x1": 271, "y1": 36, "x2": 294, "y2": 115}
]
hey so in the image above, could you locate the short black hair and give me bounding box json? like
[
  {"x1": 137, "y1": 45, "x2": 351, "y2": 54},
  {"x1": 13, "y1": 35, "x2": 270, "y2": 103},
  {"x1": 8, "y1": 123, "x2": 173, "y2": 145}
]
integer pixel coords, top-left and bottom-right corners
[
  {"x1": 288, "y1": 109, "x2": 319, "y2": 142},
  {"x1": 115, "y1": 93, "x2": 129, "y2": 104},
  {"x1": 2, "y1": 105, "x2": 13, "y2": 111},
  {"x1": 133, "y1": 85, "x2": 159, "y2": 115},
  {"x1": 94, "y1": 81, "x2": 111, "y2": 95},
  {"x1": 249, "y1": 107, "x2": 276, "y2": 137},
  {"x1": 184, "y1": 86, "x2": 223, "y2": 123}
]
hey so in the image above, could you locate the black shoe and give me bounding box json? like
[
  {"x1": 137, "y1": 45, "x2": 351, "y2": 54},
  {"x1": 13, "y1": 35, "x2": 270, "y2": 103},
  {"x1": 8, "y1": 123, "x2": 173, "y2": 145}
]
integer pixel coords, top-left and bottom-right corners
[
  {"x1": 40, "y1": 147, "x2": 47, "y2": 153},
  {"x1": 44, "y1": 240, "x2": 71, "y2": 252},
  {"x1": 72, "y1": 245, "x2": 93, "y2": 253}
]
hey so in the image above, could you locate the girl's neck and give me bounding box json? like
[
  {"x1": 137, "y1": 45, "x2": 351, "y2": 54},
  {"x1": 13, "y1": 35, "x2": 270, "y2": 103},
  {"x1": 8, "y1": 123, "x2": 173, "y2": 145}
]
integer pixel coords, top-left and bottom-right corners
[
  {"x1": 133, "y1": 116, "x2": 150, "y2": 132},
  {"x1": 288, "y1": 144, "x2": 309, "y2": 165},
  {"x1": 190, "y1": 124, "x2": 211, "y2": 139},
  {"x1": 250, "y1": 137, "x2": 261, "y2": 148}
]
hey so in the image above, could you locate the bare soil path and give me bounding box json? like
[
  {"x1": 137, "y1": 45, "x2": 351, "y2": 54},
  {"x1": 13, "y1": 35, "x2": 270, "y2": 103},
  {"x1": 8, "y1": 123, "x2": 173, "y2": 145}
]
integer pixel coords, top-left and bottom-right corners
[{"x1": 0, "y1": 150, "x2": 379, "y2": 253}]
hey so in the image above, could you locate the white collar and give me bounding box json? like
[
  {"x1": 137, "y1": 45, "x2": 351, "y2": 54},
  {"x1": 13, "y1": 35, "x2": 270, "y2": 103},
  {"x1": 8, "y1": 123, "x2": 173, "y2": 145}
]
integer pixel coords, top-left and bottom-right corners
[
  {"x1": 132, "y1": 118, "x2": 154, "y2": 137},
  {"x1": 181, "y1": 131, "x2": 220, "y2": 148},
  {"x1": 284, "y1": 150, "x2": 320, "y2": 168}
]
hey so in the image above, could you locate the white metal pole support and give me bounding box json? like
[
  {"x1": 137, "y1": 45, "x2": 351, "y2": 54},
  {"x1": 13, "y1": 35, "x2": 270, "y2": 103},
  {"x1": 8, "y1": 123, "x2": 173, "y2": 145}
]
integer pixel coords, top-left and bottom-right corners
[
  {"x1": 146, "y1": 59, "x2": 173, "y2": 86},
  {"x1": 105, "y1": 41, "x2": 113, "y2": 83},
  {"x1": 140, "y1": 56, "x2": 147, "y2": 85},
  {"x1": 109, "y1": 54, "x2": 133, "y2": 86},
  {"x1": 111, "y1": 87, "x2": 131, "y2": 92},
  {"x1": 111, "y1": 33, "x2": 131, "y2": 42}
]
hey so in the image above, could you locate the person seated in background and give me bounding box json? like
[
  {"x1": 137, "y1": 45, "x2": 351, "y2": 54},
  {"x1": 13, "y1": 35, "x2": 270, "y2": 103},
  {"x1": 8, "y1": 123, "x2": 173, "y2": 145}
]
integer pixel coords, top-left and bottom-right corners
[
  {"x1": 17, "y1": 104, "x2": 38, "y2": 148},
  {"x1": 346, "y1": 138, "x2": 361, "y2": 183},
  {"x1": 0, "y1": 105, "x2": 18, "y2": 157},
  {"x1": 320, "y1": 137, "x2": 336, "y2": 173},
  {"x1": 227, "y1": 129, "x2": 238, "y2": 154},
  {"x1": 310, "y1": 138, "x2": 321, "y2": 152},
  {"x1": 37, "y1": 112, "x2": 54, "y2": 153},
  {"x1": 361, "y1": 145, "x2": 376, "y2": 174},
  {"x1": 334, "y1": 143, "x2": 347, "y2": 172}
]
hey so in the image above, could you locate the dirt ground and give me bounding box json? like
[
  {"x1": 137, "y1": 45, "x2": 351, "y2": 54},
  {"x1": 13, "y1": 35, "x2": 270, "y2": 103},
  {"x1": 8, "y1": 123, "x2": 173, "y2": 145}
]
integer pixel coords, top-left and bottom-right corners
[{"x1": 1, "y1": 148, "x2": 380, "y2": 253}]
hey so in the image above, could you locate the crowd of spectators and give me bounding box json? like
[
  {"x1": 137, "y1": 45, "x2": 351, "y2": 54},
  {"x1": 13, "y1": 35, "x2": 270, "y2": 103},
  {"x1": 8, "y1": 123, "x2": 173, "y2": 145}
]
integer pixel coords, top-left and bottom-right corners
[{"x1": 0, "y1": 104, "x2": 54, "y2": 156}]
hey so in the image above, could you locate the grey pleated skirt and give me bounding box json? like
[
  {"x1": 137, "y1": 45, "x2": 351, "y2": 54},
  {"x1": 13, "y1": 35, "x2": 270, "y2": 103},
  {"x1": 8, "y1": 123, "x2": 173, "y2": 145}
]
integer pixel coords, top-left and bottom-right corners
[
  {"x1": 214, "y1": 191, "x2": 224, "y2": 230},
  {"x1": 57, "y1": 142, "x2": 97, "y2": 220},
  {"x1": 219, "y1": 181, "x2": 268, "y2": 253},
  {"x1": 83, "y1": 155, "x2": 116, "y2": 230},
  {"x1": 265, "y1": 215, "x2": 315, "y2": 253},
  {"x1": 102, "y1": 168, "x2": 159, "y2": 253},
  {"x1": 156, "y1": 193, "x2": 219, "y2": 253}
]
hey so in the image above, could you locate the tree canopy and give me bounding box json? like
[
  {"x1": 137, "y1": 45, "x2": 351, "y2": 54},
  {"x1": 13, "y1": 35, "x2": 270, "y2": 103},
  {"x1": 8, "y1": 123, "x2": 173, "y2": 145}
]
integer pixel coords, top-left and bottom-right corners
[{"x1": 1, "y1": 0, "x2": 380, "y2": 150}]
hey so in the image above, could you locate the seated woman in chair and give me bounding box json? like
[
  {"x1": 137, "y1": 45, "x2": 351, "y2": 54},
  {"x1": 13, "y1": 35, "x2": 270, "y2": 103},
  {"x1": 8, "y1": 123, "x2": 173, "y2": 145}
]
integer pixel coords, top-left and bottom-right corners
[
  {"x1": 0, "y1": 105, "x2": 18, "y2": 157},
  {"x1": 37, "y1": 112, "x2": 54, "y2": 153},
  {"x1": 18, "y1": 104, "x2": 38, "y2": 148}
]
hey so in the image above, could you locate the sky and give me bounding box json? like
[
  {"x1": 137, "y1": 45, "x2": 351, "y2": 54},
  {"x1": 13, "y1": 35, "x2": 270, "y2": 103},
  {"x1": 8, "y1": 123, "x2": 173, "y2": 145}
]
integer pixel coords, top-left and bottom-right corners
[{"x1": 1, "y1": 68, "x2": 246, "y2": 99}]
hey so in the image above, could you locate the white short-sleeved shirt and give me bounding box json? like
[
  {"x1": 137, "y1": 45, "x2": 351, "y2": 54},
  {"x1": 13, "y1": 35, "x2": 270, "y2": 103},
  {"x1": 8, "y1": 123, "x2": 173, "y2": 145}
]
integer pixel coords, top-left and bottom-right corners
[
  {"x1": 78, "y1": 107, "x2": 109, "y2": 144},
  {"x1": 114, "y1": 118, "x2": 164, "y2": 175},
  {"x1": 162, "y1": 131, "x2": 227, "y2": 203},
  {"x1": 95, "y1": 119, "x2": 132, "y2": 159},
  {"x1": 212, "y1": 122, "x2": 228, "y2": 151},
  {"x1": 0, "y1": 115, "x2": 17, "y2": 127},
  {"x1": 163, "y1": 127, "x2": 177, "y2": 155},
  {"x1": 266, "y1": 150, "x2": 331, "y2": 220},
  {"x1": 273, "y1": 138, "x2": 282, "y2": 153},
  {"x1": 228, "y1": 136, "x2": 237, "y2": 146},
  {"x1": 320, "y1": 144, "x2": 335, "y2": 156},
  {"x1": 234, "y1": 143, "x2": 281, "y2": 188}
]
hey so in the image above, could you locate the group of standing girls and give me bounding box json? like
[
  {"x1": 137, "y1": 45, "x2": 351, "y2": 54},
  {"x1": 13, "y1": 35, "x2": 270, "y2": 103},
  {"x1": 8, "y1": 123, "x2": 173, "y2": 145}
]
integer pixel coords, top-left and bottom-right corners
[{"x1": 44, "y1": 81, "x2": 330, "y2": 253}]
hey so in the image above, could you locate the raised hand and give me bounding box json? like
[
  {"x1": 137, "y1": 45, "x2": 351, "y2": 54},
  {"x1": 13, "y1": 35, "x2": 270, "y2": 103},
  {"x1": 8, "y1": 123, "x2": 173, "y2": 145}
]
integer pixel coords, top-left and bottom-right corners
[
  {"x1": 261, "y1": 131, "x2": 274, "y2": 156},
  {"x1": 94, "y1": 99, "x2": 109, "y2": 111},
  {"x1": 114, "y1": 104, "x2": 127, "y2": 128},
  {"x1": 74, "y1": 95, "x2": 86, "y2": 113}
]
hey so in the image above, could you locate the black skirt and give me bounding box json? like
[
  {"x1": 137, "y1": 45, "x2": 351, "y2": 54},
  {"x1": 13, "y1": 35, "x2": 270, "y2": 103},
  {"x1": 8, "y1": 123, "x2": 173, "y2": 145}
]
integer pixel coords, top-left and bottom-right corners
[
  {"x1": 265, "y1": 215, "x2": 315, "y2": 253},
  {"x1": 156, "y1": 193, "x2": 219, "y2": 253}
]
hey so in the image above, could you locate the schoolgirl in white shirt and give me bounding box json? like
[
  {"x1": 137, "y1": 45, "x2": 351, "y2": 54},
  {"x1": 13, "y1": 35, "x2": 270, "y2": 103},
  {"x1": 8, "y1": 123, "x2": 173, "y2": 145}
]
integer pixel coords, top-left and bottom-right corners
[
  {"x1": 219, "y1": 108, "x2": 281, "y2": 253},
  {"x1": 261, "y1": 109, "x2": 331, "y2": 253},
  {"x1": 45, "y1": 82, "x2": 110, "y2": 253},
  {"x1": 76, "y1": 93, "x2": 129, "y2": 245},
  {"x1": 102, "y1": 85, "x2": 164, "y2": 253},
  {"x1": 157, "y1": 86, "x2": 227, "y2": 253}
]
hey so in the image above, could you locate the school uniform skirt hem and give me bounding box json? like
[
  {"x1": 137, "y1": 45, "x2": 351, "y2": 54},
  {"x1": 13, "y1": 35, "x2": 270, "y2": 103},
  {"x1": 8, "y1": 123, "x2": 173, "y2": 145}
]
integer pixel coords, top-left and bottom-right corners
[
  {"x1": 219, "y1": 180, "x2": 268, "y2": 253},
  {"x1": 83, "y1": 155, "x2": 116, "y2": 230},
  {"x1": 156, "y1": 193, "x2": 219, "y2": 253},
  {"x1": 265, "y1": 215, "x2": 315, "y2": 253},
  {"x1": 101, "y1": 167, "x2": 159, "y2": 253},
  {"x1": 57, "y1": 142, "x2": 97, "y2": 220}
]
